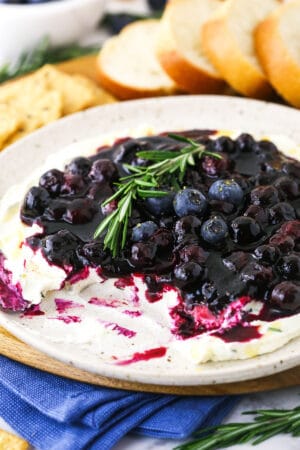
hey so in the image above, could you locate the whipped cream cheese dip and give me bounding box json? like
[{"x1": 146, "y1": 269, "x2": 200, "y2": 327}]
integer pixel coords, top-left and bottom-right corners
[{"x1": 0, "y1": 127, "x2": 299, "y2": 372}]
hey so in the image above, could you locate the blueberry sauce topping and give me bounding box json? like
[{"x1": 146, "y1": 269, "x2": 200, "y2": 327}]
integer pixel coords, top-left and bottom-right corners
[{"x1": 17, "y1": 130, "x2": 300, "y2": 340}]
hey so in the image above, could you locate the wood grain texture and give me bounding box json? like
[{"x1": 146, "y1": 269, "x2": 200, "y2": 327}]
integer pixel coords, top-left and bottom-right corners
[{"x1": 0, "y1": 326, "x2": 299, "y2": 395}]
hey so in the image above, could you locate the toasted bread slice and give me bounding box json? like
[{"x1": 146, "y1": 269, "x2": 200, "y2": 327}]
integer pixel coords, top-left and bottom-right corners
[
  {"x1": 202, "y1": 0, "x2": 281, "y2": 99},
  {"x1": 96, "y1": 20, "x2": 180, "y2": 100},
  {"x1": 255, "y1": 0, "x2": 300, "y2": 108},
  {"x1": 156, "y1": 0, "x2": 225, "y2": 94}
]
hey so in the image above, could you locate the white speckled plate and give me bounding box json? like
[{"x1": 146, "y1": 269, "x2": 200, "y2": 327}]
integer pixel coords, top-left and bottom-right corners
[{"x1": 0, "y1": 96, "x2": 300, "y2": 386}]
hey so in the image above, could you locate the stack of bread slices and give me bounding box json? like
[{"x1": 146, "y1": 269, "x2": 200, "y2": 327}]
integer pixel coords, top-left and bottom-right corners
[{"x1": 97, "y1": 0, "x2": 300, "y2": 108}]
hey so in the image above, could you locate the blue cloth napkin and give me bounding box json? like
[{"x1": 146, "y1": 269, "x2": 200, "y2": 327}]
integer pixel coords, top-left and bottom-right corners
[{"x1": 0, "y1": 356, "x2": 239, "y2": 450}]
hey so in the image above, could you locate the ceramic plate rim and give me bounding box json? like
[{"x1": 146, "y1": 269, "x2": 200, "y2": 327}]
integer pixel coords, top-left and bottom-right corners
[{"x1": 0, "y1": 95, "x2": 300, "y2": 386}]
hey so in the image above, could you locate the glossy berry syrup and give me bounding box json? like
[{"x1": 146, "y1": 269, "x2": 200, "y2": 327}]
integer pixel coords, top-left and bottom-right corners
[{"x1": 14, "y1": 130, "x2": 300, "y2": 341}]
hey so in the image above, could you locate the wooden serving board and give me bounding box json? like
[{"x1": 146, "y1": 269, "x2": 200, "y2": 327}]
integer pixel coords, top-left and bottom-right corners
[
  {"x1": 0, "y1": 55, "x2": 299, "y2": 394},
  {"x1": 0, "y1": 325, "x2": 299, "y2": 395}
]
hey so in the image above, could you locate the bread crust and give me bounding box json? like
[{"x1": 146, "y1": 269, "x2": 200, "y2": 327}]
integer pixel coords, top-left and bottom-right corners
[
  {"x1": 201, "y1": 14, "x2": 273, "y2": 99},
  {"x1": 156, "y1": 5, "x2": 225, "y2": 94},
  {"x1": 255, "y1": 6, "x2": 300, "y2": 108},
  {"x1": 96, "y1": 21, "x2": 180, "y2": 101}
]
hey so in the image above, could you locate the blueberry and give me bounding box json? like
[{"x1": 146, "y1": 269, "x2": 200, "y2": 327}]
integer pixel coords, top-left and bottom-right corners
[
  {"x1": 223, "y1": 251, "x2": 249, "y2": 272},
  {"x1": 240, "y1": 262, "x2": 273, "y2": 287},
  {"x1": 254, "y1": 245, "x2": 280, "y2": 264},
  {"x1": 150, "y1": 229, "x2": 173, "y2": 250},
  {"x1": 269, "y1": 234, "x2": 295, "y2": 254},
  {"x1": 201, "y1": 154, "x2": 230, "y2": 176},
  {"x1": 63, "y1": 199, "x2": 96, "y2": 224},
  {"x1": 235, "y1": 133, "x2": 256, "y2": 152},
  {"x1": 269, "y1": 202, "x2": 296, "y2": 224},
  {"x1": 174, "y1": 215, "x2": 202, "y2": 242},
  {"x1": 274, "y1": 176, "x2": 299, "y2": 199},
  {"x1": 145, "y1": 190, "x2": 175, "y2": 217},
  {"x1": 39, "y1": 169, "x2": 64, "y2": 196},
  {"x1": 61, "y1": 174, "x2": 86, "y2": 196},
  {"x1": 89, "y1": 159, "x2": 118, "y2": 183},
  {"x1": 230, "y1": 216, "x2": 261, "y2": 244},
  {"x1": 41, "y1": 230, "x2": 79, "y2": 267},
  {"x1": 277, "y1": 254, "x2": 300, "y2": 280},
  {"x1": 208, "y1": 179, "x2": 244, "y2": 206},
  {"x1": 131, "y1": 221, "x2": 158, "y2": 242},
  {"x1": 201, "y1": 217, "x2": 228, "y2": 245},
  {"x1": 65, "y1": 157, "x2": 91, "y2": 177},
  {"x1": 271, "y1": 281, "x2": 300, "y2": 311},
  {"x1": 179, "y1": 244, "x2": 208, "y2": 264},
  {"x1": 244, "y1": 205, "x2": 269, "y2": 225},
  {"x1": 130, "y1": 242, "x2": 157, "y2": 267},
  {"x1": 79, "y1": 242, "x2": 108, "y2": 267},
  {"x1": 21, "y1": 186, "x2": 50, "y2": 219},
  {"x1": 174, "y1": 262, "x2": 203, "y2": 286},
  {"x1": 173, "y1": 188, "x2": 207, "y2": 217},
  {"x1": 207, "y1": 136, "x2": 235, "y2": 153},
  {"x1": 250, "y1": 185, "x2": 280, "y2": 206}
]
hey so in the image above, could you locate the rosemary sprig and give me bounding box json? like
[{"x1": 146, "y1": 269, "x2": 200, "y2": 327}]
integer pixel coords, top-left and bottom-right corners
[
  {"x1": 174, "y1": 405, "x2": 300, "y2": 450},
  {"x1": 94, "y1": 134, "x2": 222, "y2": 256},
  {"x1": 0, "y1": 37, "x2": 99, "y2": 84}
]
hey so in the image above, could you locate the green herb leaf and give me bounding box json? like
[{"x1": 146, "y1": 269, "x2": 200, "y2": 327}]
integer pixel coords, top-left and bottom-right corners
[
  {"x1": 174, "y1": 405, "x2": 300, "y2": 450},
  {"x1": 0, "y1": 36, "x2": 99, "y2": 84},
  {"x1": 94, "y1": 134, "x2": 221, "y2": 256}
]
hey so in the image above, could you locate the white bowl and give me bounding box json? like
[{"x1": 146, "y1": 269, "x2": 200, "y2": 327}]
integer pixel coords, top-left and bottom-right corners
[{"x1": 0, "y1": 0, "x2": 106, "y2": 66}]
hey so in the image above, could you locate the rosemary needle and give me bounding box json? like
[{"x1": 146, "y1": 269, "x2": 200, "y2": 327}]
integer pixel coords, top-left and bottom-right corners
[
  {"x1": 174, "y1": 405, "x2": 300, "y2": 450},
  {"x1": 94, "y1": 134, "x2": 222, "y2": 257}
]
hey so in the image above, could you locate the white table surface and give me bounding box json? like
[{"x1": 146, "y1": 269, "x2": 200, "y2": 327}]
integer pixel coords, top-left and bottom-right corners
[{"x1": 1, "y1": 0, "x2": 299, "y2": 449}]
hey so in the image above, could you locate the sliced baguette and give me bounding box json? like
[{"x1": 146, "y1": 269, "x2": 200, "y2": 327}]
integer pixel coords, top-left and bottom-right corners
[
  {"x1": 202, "y1": 0, "x2": 281, "y2": 99},
  {"x1": 255, "y1": 0, "x2": 300, "y2": 108},
  {"x1": 96, "y1": 20, "x2": 180, "y2": 100},
  {"x1": 156, "y1": 0, "x2": 225, "y2": 94}
]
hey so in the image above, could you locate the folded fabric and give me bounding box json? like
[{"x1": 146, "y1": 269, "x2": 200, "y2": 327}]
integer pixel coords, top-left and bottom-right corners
[{"x1": 0, "y1": 356, "x2": 239, "y2": 450}]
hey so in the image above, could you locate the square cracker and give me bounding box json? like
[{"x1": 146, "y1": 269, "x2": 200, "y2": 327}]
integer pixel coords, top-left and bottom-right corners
[
  {"x1": 0, "y1": 429, "x2": 29, "y2": 450},
  {"x1": 72, "y1": 74, "x2": 116, "y2": 106},
  {"x1": 33, "y1": 65, "x2": 99, "y2": 114},
  {"x1": 0, "y1": 104, "x2": 22, "y2": 147}
]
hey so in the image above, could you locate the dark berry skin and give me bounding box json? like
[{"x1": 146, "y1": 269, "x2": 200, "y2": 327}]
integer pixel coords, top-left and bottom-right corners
[
  {"x1": 269, "y1": 234, "x2": 295, "y2": 254},
  {"x1": 274, "y1": 176, "x2": 299, "y2": 200},
  {"x1": 230, "y1": 216, "x2": 261, "y2": 244},
  {"x1": 61, "y1": 174, "x2": 86, "y2": 196},
  {"x1": 179, "y1": 244, "x2": 208, "y2": 264},
  {"x1": 201, "y1": 217, "x2": 229, "y2": 245},
  {"x1": 41, "y1": 230, "x2": 79, "y2": 267},
  {"x1": 43, "y1": 199, "x2": 67, "y2": 221},
  {"x1": 207, "y1": 136, "x2": 235, "y2": 154},
  {"x1": 208, "y1": 179, "x2": 244, "y2": 206},
  {"x1": 223, "y1": 252, "x2": 249, "y2": 272},
  {"x1": 174, "y1": 262, "x2": 203, "y2": 287},
  {"x1": 173, "y1": 188, "x2": 207, "y2": 217},
  {"x1": 174, "y1": 215, "x2": 202, "y2": 241},
  {"x1": 240, "y1": 262, "x2": 273, "y2": 287},
  {"x1": 201, "y1": 154, "x2": 230, "y2": 176},
  {"x1": 63, "y1": 199, "x2": 96, "y2": 225},
  {"x1": 130, "y1": 242, "x2": 157, "y2": 267},
  {"x1": 145, "y1": 191, "x2": 175, "y2": 217},
  {"x1": 39, "y1": 169, "x2": 64, "y2": 196},
  {"x1": 235, "y1": 133, "x2": 256, "y2": 152},
  {"x1": 250, "y1": 185, "x2": 280, "y2": 207},
  {"x1": 21, "y1": 187, "x2": 50, "y2": 220},
  {"x1": 244, "y1": 205, "x2": 269, "y2": 226},
  {"x1": 150, "y1": 229, "x2": 173, "y2": 251},
  {"x1": 277, "y1": 254, "x2": 300, "y2": 280},
  {"x1": 271, "y1": 281, "x2": 300, "y2": 311},
  {"x1": 269, "y1": 202, "x2": 296, "y2": 225},
  {"x1": 131, "y1": 221, "x2": 158, "y2": 242},
  {"x1": 89, "y1": 159, "x2": 118, "y2": 183},
  {"x1": 65, "y1": 157, "x2": 91, "y2": 177},
  {"x1": 254, "y1": 245, "x2": 280, "y2": 264},
  {"x1": 79, "y1": 242, "x2": 108, "y2": 267}
]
